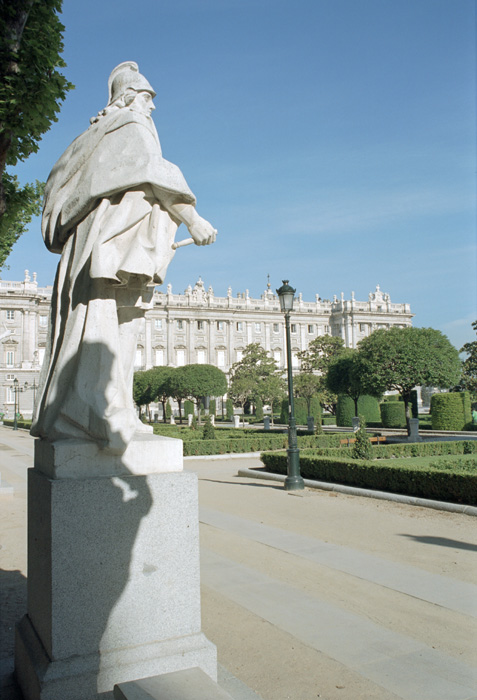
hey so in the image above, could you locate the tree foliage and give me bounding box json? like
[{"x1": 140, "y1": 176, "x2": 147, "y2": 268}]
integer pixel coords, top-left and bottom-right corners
[
  {"x1": 326, "y1": 349, "x2": 381, "y2": 417},
  {"x1": 460, "y1": 320, "x2": 477, "y2": 396},
  {"x1": 0, "y1": 0, "x2": 73, "y2": 265},
  {"x1": 178, "y1": 364, "x2": 227, "y2": 423},
  {"x1": 228, "y1": 343, "x2": 282, "y2": 414},
  {"x1": 296, "y1": 334, "x2": 346, "y2": 413},
  {"x1": 294, "y1": 372, "x2": 322, "y2": 417},
  {"x1": 358, "y1": 327, "x2": 461, "y2": 434}
]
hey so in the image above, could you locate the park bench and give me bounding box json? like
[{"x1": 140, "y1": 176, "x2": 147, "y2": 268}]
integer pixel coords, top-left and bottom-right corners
[{"x1": 340, "y1": 436, "x2": 387, "y2": 447}]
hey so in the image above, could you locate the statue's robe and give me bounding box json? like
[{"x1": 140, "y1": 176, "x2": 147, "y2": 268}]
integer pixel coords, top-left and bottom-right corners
[{"x1": 31, "y1": 109, "x2": 195, "y2": 452}]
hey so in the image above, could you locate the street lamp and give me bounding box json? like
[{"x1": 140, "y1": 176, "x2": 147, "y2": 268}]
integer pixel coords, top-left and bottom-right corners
[
  {"x1": 276, "y1": 280, "x2": 304, "y2": 491},
  {"x1": 13, "y1": 378, "x2": 19, "y2": 431},
  {"x1": 12, "y1": 378, "x2": 28, "y2": 431}
]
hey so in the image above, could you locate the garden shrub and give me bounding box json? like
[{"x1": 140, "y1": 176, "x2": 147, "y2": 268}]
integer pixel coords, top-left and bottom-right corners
[
  {"x1": 280, "y1": 397, "x2": 322, "y2": 426},
  {"x1": 260, "y1": 452, "x2": 477, "y2": 505},
  {"x1": 380, "y1": 402, "x2": 406, "y2": 428},
  {"x1": 431, "y1": 393, "x2": 467, "y2": 431},
  {"x1": 336, "y1": 395, "x2": 381, "y2": 426},
  {"x1": 226, "y1": 398, "x2": 234, "y2": 421},
  {"x1": 255, "y1": 398, "x2": 264, "y2": 421},
  {"x1": 165, "y1": 401, "x2": 172, "y2": 420},
  {"x1": 184, "y1": 400, "x2": 194, "y2": 417},
  {"x1": 202, "y1": 415, "x2": 215, "y2": 440},
  {"x1": 352, "y1": 417, "x2": 371, "y2": 460},
  {"x1": 208, "y1": 399, "x2": 216, "y2": 417}
]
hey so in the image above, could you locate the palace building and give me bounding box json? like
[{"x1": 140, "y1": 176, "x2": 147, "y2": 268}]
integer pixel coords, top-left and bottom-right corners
[{"x1": 0, "y1": 271, "x2": 413, "y2": 418}]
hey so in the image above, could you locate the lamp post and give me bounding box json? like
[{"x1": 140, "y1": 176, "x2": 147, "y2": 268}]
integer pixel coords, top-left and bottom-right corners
[
  {"x1": 13, "y1": 378, "x2": 19, "y2": 431},
  {"x1": 276, "y1": 280, "x2": 304, "y2": 491},
  {"x1": 12, "y1": 378, "x2": 29, "y2": 431}
]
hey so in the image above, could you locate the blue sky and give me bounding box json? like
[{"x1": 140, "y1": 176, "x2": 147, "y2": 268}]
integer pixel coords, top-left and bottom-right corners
[{"x1": 6, "y1": 0, "x2": 476, "y2": 350}]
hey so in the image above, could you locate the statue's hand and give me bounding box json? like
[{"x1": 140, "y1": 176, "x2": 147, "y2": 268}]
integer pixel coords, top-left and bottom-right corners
[{"x1": 189, "y1": 217, "x2": 217, "y2": 246}]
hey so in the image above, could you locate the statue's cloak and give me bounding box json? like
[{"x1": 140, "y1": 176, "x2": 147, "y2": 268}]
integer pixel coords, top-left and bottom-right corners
[
  {"x1": 31, "y1": 109, "x2": 195, "y2": 451},
  {"x1": 42, "y1": 108, "x2": 195, "y2": 253}
]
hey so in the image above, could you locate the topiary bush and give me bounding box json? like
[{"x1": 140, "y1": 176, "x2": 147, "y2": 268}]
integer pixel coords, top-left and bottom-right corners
[
  {"x1": 226, "y1": 398, "x2": 234, "y2": 421},
  {"x1": 165, "y1": 401, "x2": 172, "y2": 421},
  {"x1": 280, "y1": 397, "x2": 322, "y2": 426},
  {"x1": 431, "y1": 393, "x2": 467, "y2": 431},
  {"x1": 184, "y1": 400, "x2": 194, "y2": 417},
  {"x1": 208, "y1": 399, "x2": 216, "y2": 417},
  {"x1": 380, "y1": 402, "x2": 406, "y2": 428},
  {"x1": 336, "y1": 395, "x2": 381, "y2": 426}
]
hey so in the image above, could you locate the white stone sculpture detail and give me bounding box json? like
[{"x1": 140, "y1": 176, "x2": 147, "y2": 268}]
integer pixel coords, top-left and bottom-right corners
[{"x1": 31, "y1": 61, "x2": 216, "y2": 453}]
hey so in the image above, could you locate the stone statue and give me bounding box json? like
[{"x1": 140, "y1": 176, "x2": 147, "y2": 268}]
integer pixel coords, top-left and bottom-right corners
[{"x1": 31, "y1": 61, "x2": 216, "y2": 453}]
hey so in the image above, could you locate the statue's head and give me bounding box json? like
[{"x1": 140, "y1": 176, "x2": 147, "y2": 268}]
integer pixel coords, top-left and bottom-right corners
[{"x1": 107, "y1": 61, "x2": 156, "y2": 105}]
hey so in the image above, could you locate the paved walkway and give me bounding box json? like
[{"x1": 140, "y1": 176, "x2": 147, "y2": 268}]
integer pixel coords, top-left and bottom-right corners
[{"x1": 1, "y1": 429, "x2": 476, "y2": 699}]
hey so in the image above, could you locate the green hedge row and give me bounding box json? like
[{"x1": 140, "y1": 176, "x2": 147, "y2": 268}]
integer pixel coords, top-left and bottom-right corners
[
  {"x1": 184, "y1": 435, "x2": 289, "y2": 455},
  {"x1": 340, "y1": 439, "x2": 477, "y2": 459},
  {"x1": 260, "y1": 452, "x2": 477, "y2": 505},
  {"x1": 2, "y1": 419, "x2": 32, "y2": 429},
  {"x1": 336, "y1": 395, "x2": 381, "y2": 426}
]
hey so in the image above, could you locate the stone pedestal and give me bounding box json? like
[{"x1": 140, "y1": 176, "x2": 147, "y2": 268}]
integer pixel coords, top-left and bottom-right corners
[
  {"x1": 233, "y1": 415, "x2": 240, "y2": 428},
  {"x1": 352, "y1": 417, "x2": 360, "y2": 432},
  {"x1": 408, "y1": 418, "x2": 422, "y2": 442},
  {"x1": 15, "y1": 434, "x2": 217, "y2": 700},
  {"x1": 263, "y1": 417, "x2": 270, "y2": 431},
  {"x1": 306, "y1": 416, "x2": 314, "y2": 433}
]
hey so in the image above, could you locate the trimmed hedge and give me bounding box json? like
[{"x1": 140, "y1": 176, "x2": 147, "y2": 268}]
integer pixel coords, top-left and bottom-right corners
[
  {"x1": 336, "y1": 395, "x2": 381, "y2": 426},
  {"x1": 3, "y1": 419, "x2": 32, "y2": 429},
  {"x1": 380, "y1": 402, "x2": 406, "y2": 428},
  {"x1": 431, "y1": 392, "x2": 470, "y2": 431},
  {"x1": 260, "y1": 452, "x2": 477, "y2": 505},
  {"x1": 184, "y1": 435, "x2": 288, "y2": 455},
  {"x1": 352, "y1": 439, "x2": 477, "y2": 459},
  {"x1": 280, "y1": 397, "x2": 322, "y2": 426}
]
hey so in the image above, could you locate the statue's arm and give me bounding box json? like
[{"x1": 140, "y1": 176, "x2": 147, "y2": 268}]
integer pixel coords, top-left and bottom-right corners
[{"x1": 159, "y1": 195, "x2": 216, "y2": 246}]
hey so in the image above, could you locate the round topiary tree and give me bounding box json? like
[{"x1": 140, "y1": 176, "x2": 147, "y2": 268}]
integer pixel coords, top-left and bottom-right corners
[
  {"x1": 380, "y1": 402, "x2": 406, "y2": 428},
  {"x1": 431, "y1": 392, "x2": 468, "y2": 431}
]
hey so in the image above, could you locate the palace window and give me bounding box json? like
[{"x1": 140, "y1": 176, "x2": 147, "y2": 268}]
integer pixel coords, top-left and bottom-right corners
[
  {"x1": 176, "y1": 349, "x2": 185, "y2": 366},
  {"x1": 155, "y1": 349, "x2": 164, "y2": 366},
  {"x1": 254, "y1": 322, "x2": 261, "y2": 332},
  {"x1": 177, "y1": 320, "x2": 184, "y2": 330},
  {"x1": 217, "y1": 349, "x2": 225, "y2": 367},
  {"x1": 197, "y1": 320, "x2": 204, "y2": 331},
  {"x1": 308, "y1": 324, "x2": 314, "y2": 333},
  {"x1": 236, "y1": 322, "x2": 243, "y2": 332},
  {"x1": 6, "y1": 310, "x2": 14, "y2": 320},
  {"x1": 6, "y1": 350, "x2": 14, "y2": 367},
  {"x1": 236, "y1": 349, "x2": 243, "y2": 362},
  {"x1": 291, "y1": 324, "x2": 297, "y2": 333},
  {"x1": 217, "y1": 321, "x2": 224, "y2": 331},
  {"x1": 154, "y1": 319, "x2": 163, "y2": 330},
  {"x1": 273, "y1": 323, "x2": 279, "y2": 333},
  {"x1": 39, "y1": 315, "x2": 48, "y2": 327},
  {"x1": 197, "y1": 349, "x2": 206, "y2": 364}
]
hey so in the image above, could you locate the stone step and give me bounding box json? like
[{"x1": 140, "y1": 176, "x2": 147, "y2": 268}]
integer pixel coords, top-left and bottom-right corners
[{"x1": 114, "y1": 667, "x2": 234, "y2": 700}]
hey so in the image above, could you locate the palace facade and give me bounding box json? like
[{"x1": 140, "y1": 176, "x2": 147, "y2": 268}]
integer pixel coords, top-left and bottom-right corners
[{"x1": 0, "y1": 271, "x2": 413, "y2": 418}]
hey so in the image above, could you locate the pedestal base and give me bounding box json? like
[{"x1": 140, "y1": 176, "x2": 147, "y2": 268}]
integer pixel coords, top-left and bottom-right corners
[
  {"x1": 16, "y1": 615, "x2": 216, "y2": 700},
  {"x1": 15, "y1": 440, "x2": 217, "y2": 700}
]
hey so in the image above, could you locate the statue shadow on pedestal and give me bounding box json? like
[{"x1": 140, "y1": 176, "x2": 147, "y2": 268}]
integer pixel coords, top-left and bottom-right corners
[{"x1": 21, "y1": 341, "x2": 154, "y2": 700}]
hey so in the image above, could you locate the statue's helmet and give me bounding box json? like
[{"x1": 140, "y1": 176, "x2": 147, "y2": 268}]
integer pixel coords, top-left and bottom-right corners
[{"x1": 107, "y1": 61, "x2": 156, "y2": 105}]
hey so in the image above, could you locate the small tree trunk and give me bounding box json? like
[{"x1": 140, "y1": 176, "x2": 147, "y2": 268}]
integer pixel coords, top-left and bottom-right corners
[
  {"x1": 354, "y1": 397, "x2": 359, "y2": 417},
  {"x1": 162, "y1": 399, "x2": 167, "y2": 423},
  {"x1": 178, "y1": 399, "x2": 183, "y2": 424},
  {"x1": 196, "y1": 399, "x2": 201, "y2": 424}
]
